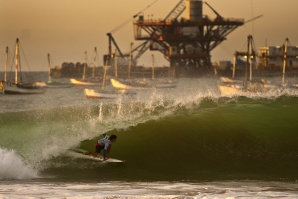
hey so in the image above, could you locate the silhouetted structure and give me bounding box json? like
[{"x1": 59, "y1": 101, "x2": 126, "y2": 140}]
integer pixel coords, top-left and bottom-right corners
[{"x1": 133, "y1": 0, "x2": 244, "y2": 76}]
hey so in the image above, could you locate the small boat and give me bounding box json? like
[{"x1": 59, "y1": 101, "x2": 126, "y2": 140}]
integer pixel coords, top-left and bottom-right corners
[
  {"x1": 218, "y1": 84, "x2": 245, "y2": 95},
  {"x1": 111, "y1": 78, "x2": 148, "y2": 90},
  {"x1": 35, "y1": 81, "x2": 74, "y2": 88},
  {"x1": 219, "y1": 35, "x2": 265, "y2": 96},
  {"x1": 84, "y1": 88, "x2": 136, "y2": 99},
  {"x1": 218, "y1": 82, "x2": 264, "y2": 96},
  {"x1": 70, "y1": 78, "x2": 101, "y2": 86},
  {"x1": 84, "y1": 88, "x2": 133, "y2": 99},
  {"x1": 84, "y1": 61, "x2": 136, "y2": 99},
  {"x1": 3, "y1": 39, "x2": 45, "y2": 95},
  {"x1": 0, "y1": 46, "x2": 9, "y2": 94},
  {"x1": 110, "y1": 78, "x2": 176, "y2": 90},
  {"x1": 0, "y1": 81, "x2": 3, "y2": 94},
  {"x1": 3, "y1": 82, "x2": 46, "y2": 94}
]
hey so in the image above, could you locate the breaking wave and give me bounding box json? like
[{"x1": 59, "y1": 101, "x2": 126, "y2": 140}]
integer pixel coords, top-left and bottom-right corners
[{"x1": 0, "y1": 148, "x2": 38, "y2": 180}]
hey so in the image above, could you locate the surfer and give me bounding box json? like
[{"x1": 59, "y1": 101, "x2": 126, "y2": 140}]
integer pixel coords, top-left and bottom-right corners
[{"x1": 86, "y1": 134, "x2": 117, "y2": 161}]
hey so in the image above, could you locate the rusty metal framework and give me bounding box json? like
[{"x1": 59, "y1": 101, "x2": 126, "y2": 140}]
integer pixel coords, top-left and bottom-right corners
[{"x1": 133, "y1": 1, "x2": 244, "y2": 76}]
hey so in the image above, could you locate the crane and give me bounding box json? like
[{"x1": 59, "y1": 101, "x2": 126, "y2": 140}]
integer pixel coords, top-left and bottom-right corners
[
  {"x1": 105, "y1": 0, "x2": 160, "y2": 66},
  {"x1": 105, "y1": 0, "x2": 186, "y2": 66}
]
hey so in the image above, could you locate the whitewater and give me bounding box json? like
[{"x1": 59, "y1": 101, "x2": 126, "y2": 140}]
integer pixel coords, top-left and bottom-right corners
[{"x1": 1, "y1": 74, "x2": 298, "y2": 198}]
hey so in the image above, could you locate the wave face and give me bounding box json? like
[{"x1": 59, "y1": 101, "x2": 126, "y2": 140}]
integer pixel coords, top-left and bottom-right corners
[{"x1": 1, "y1": 76, "x2": 298, "y2": 181}]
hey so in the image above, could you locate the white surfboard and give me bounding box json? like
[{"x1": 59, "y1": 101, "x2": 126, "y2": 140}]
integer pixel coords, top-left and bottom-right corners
[{"x1": 67, "y1": 148, "x2": 123, "y2": 163}]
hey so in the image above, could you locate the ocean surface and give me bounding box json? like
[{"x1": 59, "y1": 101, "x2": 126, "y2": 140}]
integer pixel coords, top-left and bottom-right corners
[{"x1": 1, "y1": 72, "x2": 298, "y2": 198}]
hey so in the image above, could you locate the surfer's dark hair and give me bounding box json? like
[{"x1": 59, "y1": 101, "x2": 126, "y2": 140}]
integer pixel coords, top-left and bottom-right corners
[{"x1": 109, "y1": 135, "x2": 117, "y2": 140}]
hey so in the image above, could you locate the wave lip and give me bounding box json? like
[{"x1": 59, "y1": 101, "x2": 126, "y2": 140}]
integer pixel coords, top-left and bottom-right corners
[{"x1": 0, "y1": 148, "x2": 38, "y2": 180}]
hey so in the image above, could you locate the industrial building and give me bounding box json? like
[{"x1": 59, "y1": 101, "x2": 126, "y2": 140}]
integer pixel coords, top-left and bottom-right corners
[{"x1": 258, "y1": 44, "x2": 298, "y2": 69}]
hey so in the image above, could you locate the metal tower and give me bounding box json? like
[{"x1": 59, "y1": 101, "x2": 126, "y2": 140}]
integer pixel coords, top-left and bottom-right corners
[{"x1": 133, "y1": 0, "x2": 245, "y2": 76}]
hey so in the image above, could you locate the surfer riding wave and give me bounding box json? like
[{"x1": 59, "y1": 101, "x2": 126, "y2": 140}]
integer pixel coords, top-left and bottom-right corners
[{"x1": 85, "y1": 134, "x2": 117, "y2": 161}]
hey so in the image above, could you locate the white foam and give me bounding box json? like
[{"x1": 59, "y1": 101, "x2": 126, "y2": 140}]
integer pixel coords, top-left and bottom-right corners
[
  {"x1": 0, "y1": 148, "x2": 38, "y2": 180},
  {"x1": 0, "y1": 181, "x2": 298, "y2": 199}
]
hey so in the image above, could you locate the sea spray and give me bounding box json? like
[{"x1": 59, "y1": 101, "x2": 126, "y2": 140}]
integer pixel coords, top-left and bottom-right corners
[
  {"x1": 1, "y1": 77, "x2": 298, "y2": 181},
  {"x1": 0, "y1": 148, "x2": 38, "y2": 180}
]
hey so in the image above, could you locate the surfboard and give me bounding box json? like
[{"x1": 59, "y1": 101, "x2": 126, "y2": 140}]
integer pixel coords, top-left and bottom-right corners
[{"x1": 67, "y1": 148, "x2": 123, "y2": 163}]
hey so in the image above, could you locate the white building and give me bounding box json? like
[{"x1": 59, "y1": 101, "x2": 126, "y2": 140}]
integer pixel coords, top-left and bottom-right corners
[{"x1": 258, "y1": 46, "x2": 298, "y2": 69}]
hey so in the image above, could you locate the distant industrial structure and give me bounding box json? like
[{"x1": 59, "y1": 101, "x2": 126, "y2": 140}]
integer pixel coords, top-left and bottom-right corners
[
  {"x1": 133, "y1": 0, "x2": 244, "y2": 76},
  {"x1": 223, "y1": 37, "x2": 298, "y2": 79},
  {"x1": 56, "y1": 0, "x2": 282, "y2": 78},
  {"x1": 103, "y1": 0, "x2": 245, "y2": 77},
  {"x1": 258, "y1": 39, "x2": 298, "y2": 70}
]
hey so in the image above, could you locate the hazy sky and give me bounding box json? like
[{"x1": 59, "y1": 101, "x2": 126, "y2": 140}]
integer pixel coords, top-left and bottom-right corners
[{"x1": 1, "y1": 0, "x2": 298, "y2": 71}]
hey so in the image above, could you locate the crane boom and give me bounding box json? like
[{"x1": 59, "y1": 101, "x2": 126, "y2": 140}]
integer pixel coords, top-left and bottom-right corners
[
  {"x1": 204, "y1": 2, "x2": 223, "y2": 19},
  {"x1": 107, "y1": 33, "x2": 124, "y2": 57},
  {"x1": 244, "y1": 14, "x2": 263, "y2": 24},
  {"x1": 164, "y1": 0, "x2": 186, "y2": 21}
]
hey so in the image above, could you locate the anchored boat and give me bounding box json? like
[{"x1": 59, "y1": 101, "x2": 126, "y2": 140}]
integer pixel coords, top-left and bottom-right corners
[{"x1": 3, "y1": 38, "x2": 45, "y2": 94}]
